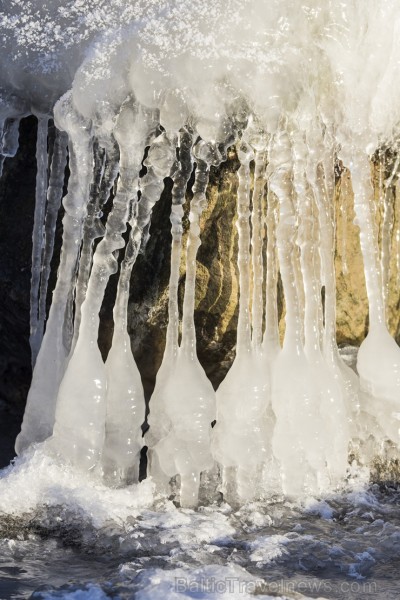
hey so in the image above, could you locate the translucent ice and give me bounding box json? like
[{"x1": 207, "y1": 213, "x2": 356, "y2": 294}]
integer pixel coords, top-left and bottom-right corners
[
  {"x1": 29, "y1": 116, "x2": 49, "y2": 367},
  {"x1": 49, "y1": 101, "x2": 152, "y2": 471},
  {"x1": 212, "y1": 135, "x2": 274, "y2": 502},
  {"x1": 102, "y1": 131, "x2": 176, "y2": 485},
  {"x1": 6, "y1": 0, "x2": 400, "y2": 502},
  {"x1": 15, "y1": 93, "x2": 93, "y2": 455},
  {"x1": 148, "y1": 140, "x2": 217, "y2": 508}
]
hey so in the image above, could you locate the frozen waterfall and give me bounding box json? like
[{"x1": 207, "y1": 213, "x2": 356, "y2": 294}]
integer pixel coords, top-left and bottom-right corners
[{"x1": 2, "y1": 0, "x2": 400, "y2": 507}]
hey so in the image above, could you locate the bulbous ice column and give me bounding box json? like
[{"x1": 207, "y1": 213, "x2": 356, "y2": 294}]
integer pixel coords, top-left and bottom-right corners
[
  {"x1": 146, "y1": 129, "x2": 194, "y2": 492},
  {"x1": 212, "y1": 135, "x2": 273, "y2": 503},
  {"x1": 102, "y1": 131, "x2": 176, "y2": 485},
  {"x1": 269, "y1": 128, "x2": 321, "y2": 496},
  {"x1": 148, "y1": 138, "x2": 217, "y2": 508},
  {"x1": 346, "y1": 148, "x2": 400, "y2": 446},
  {"x1": 293, "y1": 129, "x2": 348, "y2": 489},
  {"x1": 306, "y1": 125, "x2": 359, "y2": 449},
  {"x1": 16, "y1": 92, "x2": 93, "y2": 455},
  {"x1": 48, "y1": 100, "x2": 151, "y2": 471},
  {"x1": 177, "y1": 146, "x2": 218, "y2": 507}
]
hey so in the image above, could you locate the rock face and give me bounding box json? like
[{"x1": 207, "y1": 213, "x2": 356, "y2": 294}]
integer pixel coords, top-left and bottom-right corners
[
  {"x1": 0, "y1": 117, "x2": 37, "y2": 465},
  {"x1": 1, "y1": 117, "x2": 400, "y2": 465}
]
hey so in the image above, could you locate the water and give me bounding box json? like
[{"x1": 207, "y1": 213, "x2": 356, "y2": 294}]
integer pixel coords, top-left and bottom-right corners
[{"x1": 1, "y1": 477, "x2": 400, "y2": 599}]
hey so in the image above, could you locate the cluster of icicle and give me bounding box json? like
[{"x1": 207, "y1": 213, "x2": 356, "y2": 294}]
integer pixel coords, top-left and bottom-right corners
[{"x1": 7, "y1": 86, "x2": 400, "y2": 508}]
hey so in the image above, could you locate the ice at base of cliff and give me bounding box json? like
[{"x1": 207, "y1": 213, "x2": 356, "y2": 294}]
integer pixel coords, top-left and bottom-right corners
[
  {"x1": 0, "y1": 346, "x2": 368, "y2": 526},
  {"x1": 0, "y1": 429, "x2": 369, "y2": 531}
]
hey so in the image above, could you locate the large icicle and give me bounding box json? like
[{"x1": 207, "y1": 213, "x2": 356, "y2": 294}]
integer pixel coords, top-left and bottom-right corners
[
  {"x1": 102, "y1": 131, "x2": 175, "y2": 486},
  {"x1": 146, "y1": 128, "x2": 194, "y2": 491},
  {"x1": 36, "y1": 129, "x2": 68, "y2": 352},
  {"x1": 306, "y1": 126, "x2": 359, "y2": 449},
  {"x1": 148, "y1": 138, "x2": 219, "y2": 508},
  {"x1": 294, "y1": 129, "x2": 348, "y2": 488},
  {"x1": 269, "y1": 128, "x2": 318, "y2": 496},
  {"x1": 16, "y1": 93, "x2": 93, "y2": 455},
  {"x1": 349, "y1": 150, "x2": 400, "y2": 446},
  {"x1": 49, "y1": 100, "x2": 153, "y2": 471},
  {"x1": 29, "y1": 117, "x2": 49, "y2": 366},
  {"x1": 71, "y1": 141, "x2": 119, "y2": 350},
  {"x1": 212, "y1": 132, "x2": 272, "y2": 504},
  {"x1": 175, "y1": 147, "x2": 216, "y2": 508},
  {"x1": 212, "y1": 139, "x2": 253, "y2": 500}
]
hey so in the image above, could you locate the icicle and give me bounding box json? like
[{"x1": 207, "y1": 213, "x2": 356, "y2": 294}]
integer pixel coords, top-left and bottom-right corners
[
  {"x1": 212, "y1": 134, "x2": 273, "y2": 504},
  {"x1": 146, "y1": 129, "x2": 194, "y2": 493},
  {"x1": 212, "y1": 140, "x2": 255, "y2": 484},
  {"x1": 49, "y1": 100, "x2": 152, "y2": 471},
  {"x1": 339, "y1": 170, "x2": 350, "y2": 276},
  {"x1": 306, "y1": 126, "x2": 359, "y2": 449},
  {"x1": 0, "y1": 117, "x2": 21, "y2": 178},
  {"x1": 235, "y1": 140, "x2": 253, "y2": 354},
  {"x1": 71, "y1": 141, "x2": 116, "y2": 350},
  {"x1": 308, "y1": 134, "x2": 337, "y2": 353},
  {"x1": 294, "y1": 128, "x2": 348, "y2": 488},
  {"x1": 380, "y1": 160, "x2": 396, "y2": 315},
  {"x1": 166, "y1": 151, "x2": 190, "y2": 358},
  {"x1": 243, "y1": 119, "x2": 268, "y2": 349},
  {"x1": 263, "y1": 186, "x2": 280, "y2": 356},
  {"x1": 36, "y1": 129, "x2": 68, "y2": 350},
  {"x1": 29, "y1": 117, "x2": 49, "y2": 366},
  {"x1": 102, "y1": 131, "x2": 175, "y2": 485},
  {"x1": 177, "y1": 148, "x2": 216, "y2": 508},
  {"x1": 268, "y1": 130, "x2": 302, "y2": 349},
  {"x1": 250, "y1": 150, "x2": 266, "y2": 347},
  {"x1": 148, "y1": 137, "x2": 220, "y2": 508},
  {"x1": 268, "y1": 128, "x2": 315, "y2": 496},
  {"x1": 350, "y1": 154, "x2": 385, "y2": 326},
  {"x1": 293, "y1": 133, "x2": 321, "y2": 357},
  {"x1": 15, "y1": 93, "x2": 93, "y2": 455},
  {"x1": 291, "y1": 131, "x2": 327, "y2": 490},
  {"x1": 349, "y1": 150, "x2": 400, "y2": 446}
]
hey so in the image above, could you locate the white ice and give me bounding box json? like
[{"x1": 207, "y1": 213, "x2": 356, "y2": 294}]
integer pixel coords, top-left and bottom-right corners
[{"x1": 2, "y1": 0, "x2": 400, "y2": 504}]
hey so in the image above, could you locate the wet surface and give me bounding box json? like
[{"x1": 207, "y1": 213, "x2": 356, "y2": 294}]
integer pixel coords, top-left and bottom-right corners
[{"x1": 0, "y1": 482, "x2": 399, "y2": 599}]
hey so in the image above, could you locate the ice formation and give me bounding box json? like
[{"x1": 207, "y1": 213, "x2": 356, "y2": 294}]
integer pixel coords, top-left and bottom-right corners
[{"x1": 2, "y1": 0, "x2": 400, "y2": 507}]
